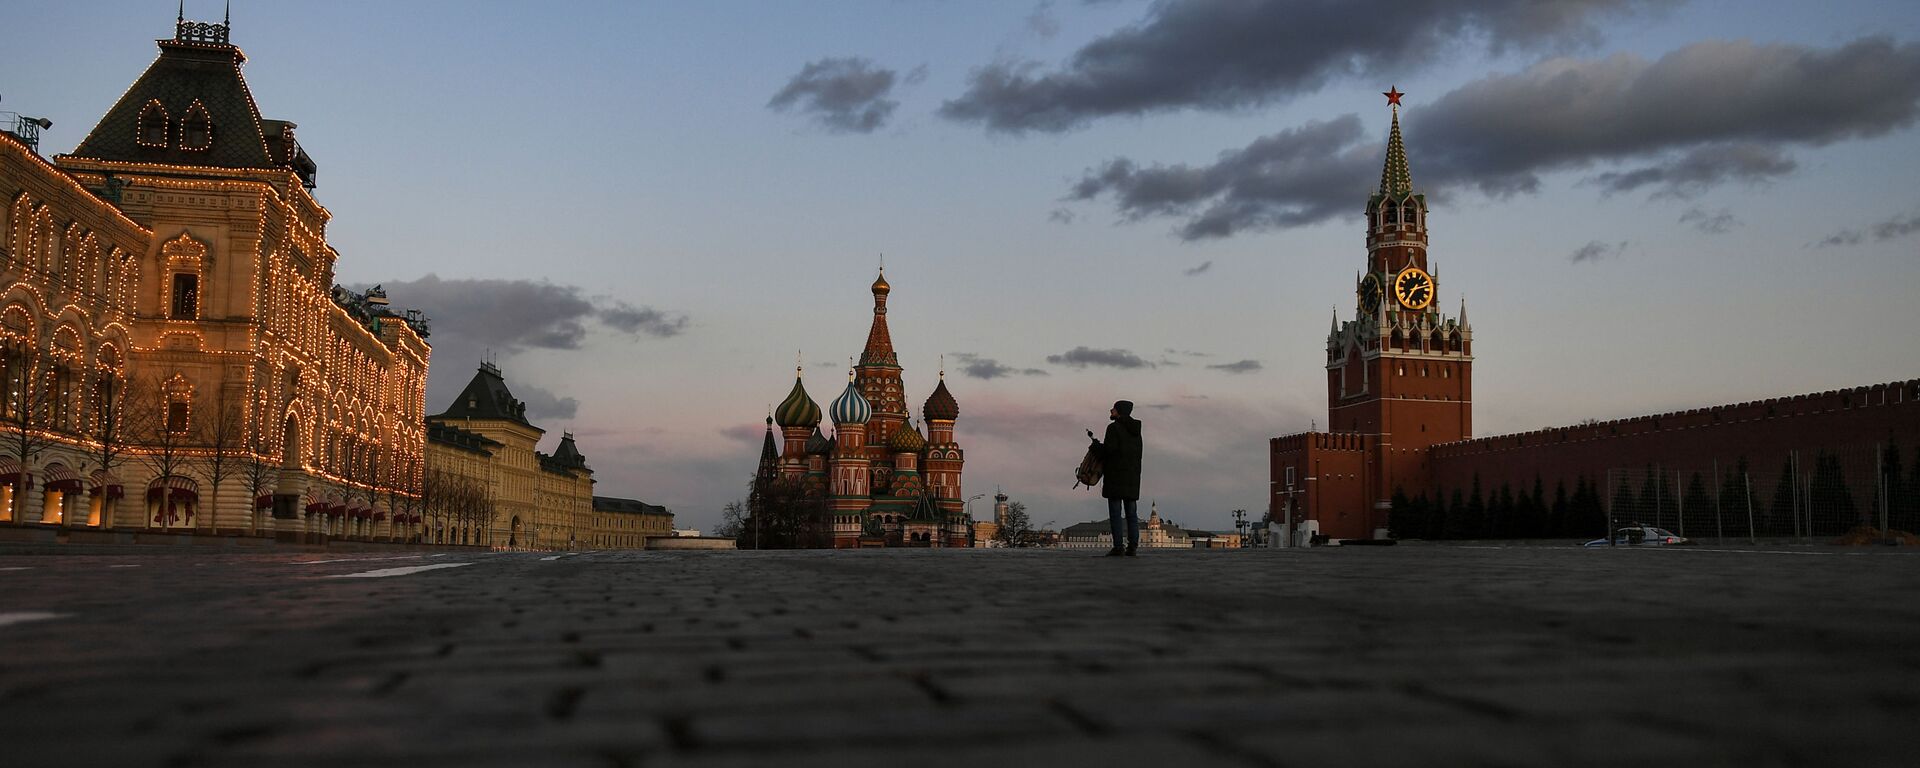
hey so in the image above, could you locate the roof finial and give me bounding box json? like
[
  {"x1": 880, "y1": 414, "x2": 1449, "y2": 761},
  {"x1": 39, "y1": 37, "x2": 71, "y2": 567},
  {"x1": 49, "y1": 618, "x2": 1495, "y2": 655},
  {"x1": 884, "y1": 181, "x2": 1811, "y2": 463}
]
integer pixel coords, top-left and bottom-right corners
[
  {"x1": 178, "y1": 0, "x2": 185, "y2": 24},
  {"x1": 849, "y1": 356, "x2": 856, "y2": 381},
  {"x1": 224, "y1": 0, "x2": 230, "y2": 27},
  {"x1": 1379, "y1": 86, "x2": 1412, "y2": 198},
  {"x1": 939, "y1": 353, "x2": 945, "y2": 379},
  {"x1": 795, "y1": 349, "x2": 804, "y2": 376}
]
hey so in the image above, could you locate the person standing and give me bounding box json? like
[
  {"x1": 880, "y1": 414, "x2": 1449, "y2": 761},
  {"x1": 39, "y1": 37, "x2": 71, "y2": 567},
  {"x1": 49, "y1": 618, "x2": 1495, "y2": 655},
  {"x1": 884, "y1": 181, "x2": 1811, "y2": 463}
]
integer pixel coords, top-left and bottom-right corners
[{"x1": 1089, "y1": 400, "x2": 1143, "y2": 556}]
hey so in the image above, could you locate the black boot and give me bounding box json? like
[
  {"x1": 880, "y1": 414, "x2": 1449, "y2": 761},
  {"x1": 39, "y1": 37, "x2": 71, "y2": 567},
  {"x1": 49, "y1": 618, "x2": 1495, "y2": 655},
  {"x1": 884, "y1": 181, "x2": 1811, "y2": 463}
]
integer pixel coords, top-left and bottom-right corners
[
  {"x1": 1124, "y1": 545, "x2": 1137, "y2": 556},
  {"x1": 1104, "y1": 547, "x2": 1125, "y2": 557}
]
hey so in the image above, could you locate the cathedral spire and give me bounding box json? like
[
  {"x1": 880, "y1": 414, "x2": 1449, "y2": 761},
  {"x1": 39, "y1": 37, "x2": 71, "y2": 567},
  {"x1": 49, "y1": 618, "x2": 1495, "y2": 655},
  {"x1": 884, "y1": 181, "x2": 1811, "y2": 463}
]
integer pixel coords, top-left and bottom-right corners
[
  {"x1": 861, "y1": 267, "x2": 898, "y2": 366},
  {"x1": 1378, "y1": 87, "x2": 1412, "y2": 198}
]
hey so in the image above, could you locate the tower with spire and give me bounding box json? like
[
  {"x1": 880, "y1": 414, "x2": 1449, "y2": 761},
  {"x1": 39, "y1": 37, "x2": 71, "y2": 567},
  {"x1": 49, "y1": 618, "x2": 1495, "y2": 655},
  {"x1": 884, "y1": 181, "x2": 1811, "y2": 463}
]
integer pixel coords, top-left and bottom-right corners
[
  {"x1": 757, "y1": 269, "x2": 967, "y2": 548},
  {"x1": 1274, "y1": 89, "x2": 1475, "y2": 542}
]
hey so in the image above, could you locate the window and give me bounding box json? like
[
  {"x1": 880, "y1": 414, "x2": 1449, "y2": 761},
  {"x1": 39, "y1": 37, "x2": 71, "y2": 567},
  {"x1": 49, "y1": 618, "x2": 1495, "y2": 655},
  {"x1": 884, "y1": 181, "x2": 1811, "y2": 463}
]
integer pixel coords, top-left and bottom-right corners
[
  {"x1": 50, "y1": 364, "x2": 71, "y2": 430},
  {"x1": 171, "y1": 273, "x2": 198, "y2": 319},
  {"x1": 167, "y1": 401, "x2": 189, "y2": 433},
  {"x1": 180, "y1": 101, "x2": 212, "y2": 151},
  {"x1": 137, "y1": 100, "x2": 170, "y2": 148},
  {"x1": 1284, "y1": 466, "x2": 1296, "y2": 486}
]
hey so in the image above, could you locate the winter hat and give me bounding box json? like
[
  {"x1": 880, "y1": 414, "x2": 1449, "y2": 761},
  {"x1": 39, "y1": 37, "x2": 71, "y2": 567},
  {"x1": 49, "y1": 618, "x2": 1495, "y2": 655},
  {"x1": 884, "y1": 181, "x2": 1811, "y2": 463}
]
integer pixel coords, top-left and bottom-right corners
[{"x1": 1113, "y1": 400, "x2": 1134, "y2": 416}]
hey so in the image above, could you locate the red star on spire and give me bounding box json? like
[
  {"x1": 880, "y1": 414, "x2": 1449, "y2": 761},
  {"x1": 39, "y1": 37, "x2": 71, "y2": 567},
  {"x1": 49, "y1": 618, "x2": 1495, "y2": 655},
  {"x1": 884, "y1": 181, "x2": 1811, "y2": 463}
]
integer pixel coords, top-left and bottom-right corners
[{"x1": 1383, "y1": 86, "x2": 1404, "y2": 106}]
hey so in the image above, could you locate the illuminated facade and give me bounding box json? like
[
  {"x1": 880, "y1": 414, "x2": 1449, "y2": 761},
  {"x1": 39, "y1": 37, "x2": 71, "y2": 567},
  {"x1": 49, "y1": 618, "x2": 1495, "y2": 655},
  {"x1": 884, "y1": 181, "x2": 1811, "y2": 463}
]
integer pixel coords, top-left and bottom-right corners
[
  {"x1": 426, "y1": 362, "x2": 597, "y2": 550},
  {"x1": 0, "y1": 16, "x2": 431, "y2": 538}
]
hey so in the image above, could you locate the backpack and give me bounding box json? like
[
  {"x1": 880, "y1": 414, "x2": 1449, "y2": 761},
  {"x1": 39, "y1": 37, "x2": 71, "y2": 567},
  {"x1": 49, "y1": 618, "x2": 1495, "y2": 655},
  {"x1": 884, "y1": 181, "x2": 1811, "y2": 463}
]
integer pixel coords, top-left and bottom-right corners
[{"x1": 1073, "y1": 445, "x2": 1104, "y2": 489}]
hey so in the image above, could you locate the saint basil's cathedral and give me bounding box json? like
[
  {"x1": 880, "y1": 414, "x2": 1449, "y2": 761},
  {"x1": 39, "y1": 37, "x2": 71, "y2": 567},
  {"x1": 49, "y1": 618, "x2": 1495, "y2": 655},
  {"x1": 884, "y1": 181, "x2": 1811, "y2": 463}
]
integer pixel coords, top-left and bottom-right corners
[{"x1": 756, "y1": 271, "x2": 971, "y2": 548}]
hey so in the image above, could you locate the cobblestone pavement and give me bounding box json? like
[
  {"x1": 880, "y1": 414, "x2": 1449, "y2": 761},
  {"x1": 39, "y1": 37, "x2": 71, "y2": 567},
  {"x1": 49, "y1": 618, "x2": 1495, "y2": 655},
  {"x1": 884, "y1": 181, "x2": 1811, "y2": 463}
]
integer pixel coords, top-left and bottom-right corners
[{"x1": 2, "y1": 545, "x2": 1917, "y2": 767}]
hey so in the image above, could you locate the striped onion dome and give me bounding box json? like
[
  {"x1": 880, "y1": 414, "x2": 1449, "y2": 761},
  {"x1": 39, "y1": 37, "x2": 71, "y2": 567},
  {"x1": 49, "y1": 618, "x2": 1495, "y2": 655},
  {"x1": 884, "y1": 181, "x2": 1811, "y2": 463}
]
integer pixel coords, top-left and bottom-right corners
[
  {"x1": 922, "y1": 375, "x2": 959, "y2": 421},
  {"x1": 774, "y1": 370, "x2": 822, "y2": 428},
  {"x1": 829, "y1": 374, "x2": 872, "y2": 425},
  {"x1": 887, "y1": 421, "x2": 926, "y2": 452},
  {"x1": 805, "y1": 427, "x2": 831, "y2": 455}
]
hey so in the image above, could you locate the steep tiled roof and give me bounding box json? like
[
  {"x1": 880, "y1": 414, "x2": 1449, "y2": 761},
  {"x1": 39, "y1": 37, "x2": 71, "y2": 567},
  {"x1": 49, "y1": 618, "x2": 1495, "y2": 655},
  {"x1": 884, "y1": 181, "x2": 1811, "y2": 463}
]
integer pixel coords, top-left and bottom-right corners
[
  {"x1": 431, "y1": 363, "x2": 535, "y2": 428},
  {"x1": 69, "y1": 37, "x2": 283, "y2": 173}
]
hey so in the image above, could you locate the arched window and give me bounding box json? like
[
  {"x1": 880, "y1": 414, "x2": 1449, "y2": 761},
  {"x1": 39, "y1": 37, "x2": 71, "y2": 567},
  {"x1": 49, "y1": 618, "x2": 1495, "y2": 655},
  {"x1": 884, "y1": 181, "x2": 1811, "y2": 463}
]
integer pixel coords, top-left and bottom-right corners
[
  {"x1": 179, "y1": 100, "x2": 212, "y2": 151},
  {"x1": 137, "y1": 100, "x2": 170, "y2": 148}
]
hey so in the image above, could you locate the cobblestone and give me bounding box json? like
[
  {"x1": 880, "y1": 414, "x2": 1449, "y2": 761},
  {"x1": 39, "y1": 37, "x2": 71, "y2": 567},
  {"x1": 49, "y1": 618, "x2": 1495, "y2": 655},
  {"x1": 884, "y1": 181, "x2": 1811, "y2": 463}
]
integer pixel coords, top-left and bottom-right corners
[{"x1": 1, "y1": 544, "x2": 1917, "y2": 766}]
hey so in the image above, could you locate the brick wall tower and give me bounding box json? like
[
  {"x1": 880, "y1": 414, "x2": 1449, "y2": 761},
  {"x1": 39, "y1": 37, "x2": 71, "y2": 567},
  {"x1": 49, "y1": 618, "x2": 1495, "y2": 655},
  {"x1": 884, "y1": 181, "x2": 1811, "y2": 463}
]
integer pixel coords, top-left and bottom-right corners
[
  {"x1": 1325, "y1": 88, "x2": 1473, "y2": 529},
  {"x1": 922, "y1": 371, "x2": 968, "y2": 547},
  {"x1": 856, "y1": 269, "x2": 910, "y2": 495},
  {"x1": 827, "y1": 370, "x2": 874, "y2": 547},
  {"x1": 774, "y1": 367, "x2": 823, "y2": 480}
]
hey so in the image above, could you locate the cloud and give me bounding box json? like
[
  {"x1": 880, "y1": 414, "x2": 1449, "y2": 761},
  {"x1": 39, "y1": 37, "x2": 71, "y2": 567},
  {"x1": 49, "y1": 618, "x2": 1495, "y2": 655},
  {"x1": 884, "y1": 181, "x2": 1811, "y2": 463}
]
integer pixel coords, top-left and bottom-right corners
[
  {"x1": 1590, "y1": 143, "x2": 1796, "y2": 199},
  {"x1": 1068, "y1": 37, "x2": 1920, "y2": 239},
  {"x1": 599, "y1": 301, "x2": 688, "y2": 337},
  {"x1": 1678, "y1": 206, "x2": 1740, "y2": 234},
  {"x1": 514, "y1": 383, "x2": 579, "y2": 421},
  {"x1": 1206, "y1": 359, "x2": 1263, "y2": 374},
  {"x1": 1048, "y1": 207, "x2": 1077, "y2": 224},
  {"x1": 1045, "y1": 346, "x2": 1152, "y2": 369},
  {"x1": 1166, "y1": 349, "x2": 1211, "y2": 357},
  {"x1": 941, "y1": 0, "x2": 1671, "y2": 133},
  {"x1": 1569, "y1": 240, "x2": 1628, "y2": 263},
  {"x1": 1818, "y1": 210, "x2": 1920, "y2": 247},
  {"x1": 373, "y1": 275, "x2": 684, "y2": 414},
  {"x1": 951, "y1": 353, "x2": 1048, "y2": 380},
  {"x1": 1025, "y1": 1, "x2": 1061, "y2": 40},
  {"x1": 768, "y1": 57, "x2": 906, "y2": 133},
  {"x1": 718, "y1": 423, "x2": 767, "y2": 446},
  {"x1": 1183, "y1": 260, "x2": 1212, "y2": 276}
]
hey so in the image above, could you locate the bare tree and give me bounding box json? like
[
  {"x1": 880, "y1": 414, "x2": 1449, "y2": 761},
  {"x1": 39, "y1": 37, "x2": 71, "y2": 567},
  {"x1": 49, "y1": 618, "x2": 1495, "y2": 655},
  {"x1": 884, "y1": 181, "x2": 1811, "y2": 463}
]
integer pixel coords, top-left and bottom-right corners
[
  {"x1": 994, "y1": 500, "x2": 1040, "y2": 547},
  {"x1": 0, "y1": 345, "x2": 59, "y2": 520},
  {"x1": 74, "y1": 367, "x2": 146, "y2": 528},
  {"x1": 195, "y1": 385, "x2": 244, "y2": 533},
  {"x1": 132, "y1": 372, "x2": 204, "y2": 528},
  {"x1": 240, "y1": 401, "x2": 283, "y2": 531}
]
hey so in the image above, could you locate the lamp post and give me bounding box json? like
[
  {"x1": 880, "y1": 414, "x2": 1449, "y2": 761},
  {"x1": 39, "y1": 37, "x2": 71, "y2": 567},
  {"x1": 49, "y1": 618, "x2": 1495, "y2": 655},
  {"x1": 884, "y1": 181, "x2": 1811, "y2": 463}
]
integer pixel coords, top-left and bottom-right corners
[{"x1": 965, "y1": 493, "x2": 986, "y2": 546}]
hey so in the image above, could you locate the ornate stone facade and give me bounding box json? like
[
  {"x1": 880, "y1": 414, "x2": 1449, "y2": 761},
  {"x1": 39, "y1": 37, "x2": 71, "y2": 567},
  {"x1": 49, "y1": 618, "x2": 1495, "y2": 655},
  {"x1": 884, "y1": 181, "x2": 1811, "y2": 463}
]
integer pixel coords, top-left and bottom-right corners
[
  {"x1": 0, "y1": 18, "x2": 430, "y2": 539},
  {"x1": 426, "y1": 363, "x2": 595, "y2": 550}
]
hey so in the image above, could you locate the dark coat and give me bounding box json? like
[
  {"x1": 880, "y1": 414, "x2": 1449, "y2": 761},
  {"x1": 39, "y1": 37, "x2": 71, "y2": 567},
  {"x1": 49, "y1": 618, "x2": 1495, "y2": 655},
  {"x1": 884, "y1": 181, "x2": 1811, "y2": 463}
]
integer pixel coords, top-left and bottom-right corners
[{"x1": 1095, "y1": 416, "x2": 1143, "y2": 500}]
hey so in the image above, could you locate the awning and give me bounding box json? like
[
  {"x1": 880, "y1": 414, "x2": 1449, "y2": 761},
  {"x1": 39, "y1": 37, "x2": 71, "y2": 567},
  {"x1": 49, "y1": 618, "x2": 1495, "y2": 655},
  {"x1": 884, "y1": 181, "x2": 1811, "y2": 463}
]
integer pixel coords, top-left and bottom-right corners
[
  {"x1": 255, "y1": 494, "x2": 273, "y2": 510},
  {"x1": 44, "y1": 478, "x2": 82, "y2": 493},
  {"x1": 88, "y1": 470, "x2": 124, "y2": 499},
  {"x1": 304, "y1": 501, "x2": 328, "y2": 515}
]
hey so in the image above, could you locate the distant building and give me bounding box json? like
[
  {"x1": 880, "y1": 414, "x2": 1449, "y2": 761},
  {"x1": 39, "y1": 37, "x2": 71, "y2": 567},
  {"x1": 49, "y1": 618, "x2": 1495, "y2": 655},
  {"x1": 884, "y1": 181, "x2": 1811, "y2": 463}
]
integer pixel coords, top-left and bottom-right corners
[
  {"x1": 972, "y1": 489, "x2": 1009, "y2": 547},
  {"x1": 426, "y1": 363, "x2": 592, "y2": 549},
  {"x1": 1058, "y1": 503, "x2": 1194, "y2": 549},
  {"x1": 590, "y1": 496, "x2": 674, "y2": 548}
]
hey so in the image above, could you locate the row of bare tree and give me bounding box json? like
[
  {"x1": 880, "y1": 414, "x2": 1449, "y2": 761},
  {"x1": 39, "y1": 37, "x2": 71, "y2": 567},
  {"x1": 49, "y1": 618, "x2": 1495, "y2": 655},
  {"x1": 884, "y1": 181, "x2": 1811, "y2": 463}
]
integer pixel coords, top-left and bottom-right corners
[{"x1": 1, "y1": 346, "x2": 440, "y2": 535}]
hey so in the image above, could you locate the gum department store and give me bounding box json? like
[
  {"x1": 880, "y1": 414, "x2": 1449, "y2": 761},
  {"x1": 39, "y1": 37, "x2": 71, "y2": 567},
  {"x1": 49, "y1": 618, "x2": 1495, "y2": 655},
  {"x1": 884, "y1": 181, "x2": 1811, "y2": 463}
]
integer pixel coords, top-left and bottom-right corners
[{"x1": 0, "y1": 17, "x2": 669, "y2": 548}]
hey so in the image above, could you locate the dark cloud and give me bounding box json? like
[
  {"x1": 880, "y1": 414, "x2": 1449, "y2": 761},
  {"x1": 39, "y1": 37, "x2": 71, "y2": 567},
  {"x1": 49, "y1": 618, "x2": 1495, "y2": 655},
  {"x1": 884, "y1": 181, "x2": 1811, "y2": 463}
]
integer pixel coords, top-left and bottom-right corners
[
  {"x1": 374, "y1": 275, "x2": 684, "y2": 414},
  {"x1": 1048, "y1": 207, "x2": 1077, "y2": 224},
  {"x1": 1045, "y1": 346, "x2": 1152, "y2": 369},
  {"x1": 1183, "y1": 260, "x2": 1212, "y2": 276},
  {"x1": 514, "y1": 383, "x2": 579, "y2": 421},
  {"x1": 1569, "y1": 240, "x2": 1628, "y2": 263},
  {"x1": 1068, "y1": 37, "x2": 1920, "y2": 239},
  {"x1": 599, "y1": 301, "x2": 688, "y2": 337},
  {"x1": 941, "y1": 0, "x2": 1670, "y2": 133},
  {"x1": 1590, "y1": 143, "x2": 1796, "y2": 199},
  {"x1": 768, "y1": 57, "x2": 904, "y2": 133},
  {"x1": 1206, "y1": 359, "x2": 1263, "y2": 374},
  {"x1": 1678, "y1": 207, "x2": 1740, "y2": 234},
  {"x1": 1165, "y1": 349, "x2": 1211, "y2": 357},
  {"x1": 951, "y1": 353, "x2": 1048, "y2": 380},
  {"x1": 1818, "y1": 210, "x2": 1920, "y2": 247}
]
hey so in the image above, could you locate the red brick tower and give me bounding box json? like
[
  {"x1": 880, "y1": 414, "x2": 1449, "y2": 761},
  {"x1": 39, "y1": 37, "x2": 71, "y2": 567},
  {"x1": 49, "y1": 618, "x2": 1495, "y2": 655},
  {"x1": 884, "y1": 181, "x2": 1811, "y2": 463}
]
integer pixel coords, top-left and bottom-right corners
[
  {"x1": 857, "y1": 269, "x2": 911, "y2": 495},
  {"x1": 827, "y1": 369, "x2": 874, "y2": 548},
  {"x1": 922, "y1": 369, "x2": 968, "y2": 547},
  {"x1": 1324, "y1": 88, "x2": 1474, "y2": 530}
]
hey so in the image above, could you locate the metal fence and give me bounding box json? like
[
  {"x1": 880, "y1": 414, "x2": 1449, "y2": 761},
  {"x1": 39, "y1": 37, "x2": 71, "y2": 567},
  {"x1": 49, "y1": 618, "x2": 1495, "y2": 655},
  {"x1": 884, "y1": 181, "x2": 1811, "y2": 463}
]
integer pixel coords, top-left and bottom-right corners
[{"x1": 1604, "y1": 444, "x2": 1915, "y2": 544}]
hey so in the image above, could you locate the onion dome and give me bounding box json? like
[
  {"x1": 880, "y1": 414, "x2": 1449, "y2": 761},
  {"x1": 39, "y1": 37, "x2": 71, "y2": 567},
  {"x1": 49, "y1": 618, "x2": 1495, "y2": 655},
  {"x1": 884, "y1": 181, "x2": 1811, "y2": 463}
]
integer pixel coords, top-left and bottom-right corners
[
  {"x1": 805, "y1": 427, "x2": 831, "y2": 455},
  {"x1": 888, "y1": 421, "x2": 926, "y2": 453},
  {"x1": 923, "y1": 374, "x2": 959, "y2": 421},
  {"x1": 774, "y1": 368, "x2": 822, "y2": 428},
  {"x1": 829, "y1": 371, "x2": 872, "y2": 425},
  {"x1": 872, "y1": 268, "x2": 890, "y2": 296}
]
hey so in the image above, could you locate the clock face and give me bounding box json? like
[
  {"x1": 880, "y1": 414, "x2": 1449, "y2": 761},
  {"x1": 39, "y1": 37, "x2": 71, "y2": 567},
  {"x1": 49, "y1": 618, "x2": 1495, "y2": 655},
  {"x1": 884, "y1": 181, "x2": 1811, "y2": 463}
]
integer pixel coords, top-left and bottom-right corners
[
  {"x1": 1358, "y1": 274, "x2": 1382, "y2": 315},
  {"x1": 1393, "y1": 267, "x2": 1434, "y2": 310}
]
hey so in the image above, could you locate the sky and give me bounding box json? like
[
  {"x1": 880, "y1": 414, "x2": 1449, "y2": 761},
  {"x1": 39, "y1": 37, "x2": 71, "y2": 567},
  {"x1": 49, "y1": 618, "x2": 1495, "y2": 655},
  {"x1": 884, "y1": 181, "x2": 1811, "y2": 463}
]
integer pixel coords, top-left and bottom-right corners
[{"x1": 6, "y1": 1, "x2": 1919, "y2": 535}]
